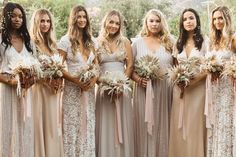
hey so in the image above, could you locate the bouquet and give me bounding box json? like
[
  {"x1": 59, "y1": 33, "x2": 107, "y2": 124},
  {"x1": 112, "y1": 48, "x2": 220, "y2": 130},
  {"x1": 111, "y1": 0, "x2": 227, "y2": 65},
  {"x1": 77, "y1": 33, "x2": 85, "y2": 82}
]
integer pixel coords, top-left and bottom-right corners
[
  {"x1": 9, "y1": 57, "x2": 42, "y2": 96},
  {"x1": 134, "y1": 55, "x2": 163, "y2": 80},
  {"x1": 38, "y1": 54, "x2": 65, "y2": 79},
  {"x1": 38, "y1": 54, "x2": 65, "y2": 93},
  {"x1": 74, "y1": 64, "x2": 99, "y2": 83},
  {"x1": 168, "y1": 63, "x2": 194, "y2": 98},
  {"x1": 221, "y1": 55, "x2": 236, "y2": 79},
  {"x1": 200, "y1": 54, "x2": 224, "y2": 82},
  {"x1": 99, "y1": 71, "x2": 131, "y2": 98}
]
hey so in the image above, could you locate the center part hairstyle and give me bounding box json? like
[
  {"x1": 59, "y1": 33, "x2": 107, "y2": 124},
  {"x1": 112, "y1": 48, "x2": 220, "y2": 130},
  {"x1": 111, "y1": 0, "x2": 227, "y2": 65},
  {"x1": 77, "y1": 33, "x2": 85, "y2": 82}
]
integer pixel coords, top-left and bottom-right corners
[
  {"x1": 30, "y1": 9, "x2": 57, "y2": 53},
  {"x1": 68, "y1": 5, "x2": 94, "y2": 55},
  {"x1": 176, "y1": 8, "x2": 204, "y2": 54},
  {"x1": 1, "y1": 2, "x2": 32, "y2": 52},
  {"x1": 210, "y1": 6, "x2": 232, "y2": 51},
  {"x1": 140, "y1": 9, "x2": 174, "y2": 53},
  {"x1": 98, "y1": 10, "x2": 125, "y2": 46}
]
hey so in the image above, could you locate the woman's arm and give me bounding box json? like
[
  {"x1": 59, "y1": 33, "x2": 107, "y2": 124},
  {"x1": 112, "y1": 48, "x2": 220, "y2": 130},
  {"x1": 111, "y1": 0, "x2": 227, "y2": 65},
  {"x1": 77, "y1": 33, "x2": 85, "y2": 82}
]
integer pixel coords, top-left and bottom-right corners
[
  {"x1": 0, "y1": 74, "x2": 17, "y2": 86},
  {"x1": 124, "y1": 38, "x2": 133, "y2": 78}
]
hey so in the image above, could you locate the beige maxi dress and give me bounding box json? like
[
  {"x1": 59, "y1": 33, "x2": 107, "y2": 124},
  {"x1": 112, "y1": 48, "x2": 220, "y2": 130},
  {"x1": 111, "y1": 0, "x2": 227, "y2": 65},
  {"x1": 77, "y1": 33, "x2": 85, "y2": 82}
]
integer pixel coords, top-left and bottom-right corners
[
  {"x1": 32, "y1": 49, "x2": 64, "y2": 157},
  {"x1": 169, "y1": 42, "x2": 207, "y2": 157}
]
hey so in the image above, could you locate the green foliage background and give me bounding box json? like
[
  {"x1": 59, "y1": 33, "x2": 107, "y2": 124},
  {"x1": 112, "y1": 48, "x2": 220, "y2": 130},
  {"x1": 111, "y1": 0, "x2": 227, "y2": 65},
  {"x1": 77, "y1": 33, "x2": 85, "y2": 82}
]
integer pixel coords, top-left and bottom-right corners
[{"x1": 1, "y1": 0, "x2": 236, "y2": 40}]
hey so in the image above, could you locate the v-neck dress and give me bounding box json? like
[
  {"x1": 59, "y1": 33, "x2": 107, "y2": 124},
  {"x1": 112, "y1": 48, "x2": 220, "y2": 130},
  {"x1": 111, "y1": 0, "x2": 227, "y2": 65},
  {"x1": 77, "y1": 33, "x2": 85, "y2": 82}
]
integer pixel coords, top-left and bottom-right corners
[
  {"x1": 95, "y1": 40, "x2": 134, "y2": 157},
  {"x1": 132, "y1": 37, "x2": 173, "y2": 157},
  {"x1": 0, "y1": 37, "x2": 34, "y2": 157},
  {"x1": 31, "y1": 48, "x2": 64, "y2": 157},
  {"x1": 169, "y1": 41, "x2": 208, "y2": 157},
  {"x1": 58, "y1": 35, "x2": 96, "y2": 157}
]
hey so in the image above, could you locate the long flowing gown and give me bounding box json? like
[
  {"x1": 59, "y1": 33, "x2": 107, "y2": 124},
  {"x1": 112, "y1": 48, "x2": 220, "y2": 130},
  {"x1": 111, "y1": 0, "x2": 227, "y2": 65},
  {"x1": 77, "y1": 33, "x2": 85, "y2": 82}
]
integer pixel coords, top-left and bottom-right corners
[
  {"x1": 132, "y1": 37, "x2": 173, "y2": 157},
  {"x1": 0, "y1": 38, "x2": 34, "y2": 157},
  {"x1": 58, "y1": 35, "x2": 96, "y2": 157},
  {"x1": 169, "y1": 42, "x2": 207, "y2": 157},
  {"x1": 206, "y1": 49, "x2": 235, "y2": 157},
  {"x1": 95, "y1": 40, "x2": 134, "y2": 157},
  {"x1": 32, "y1": 50, "x2": 64, "y2": 157}
]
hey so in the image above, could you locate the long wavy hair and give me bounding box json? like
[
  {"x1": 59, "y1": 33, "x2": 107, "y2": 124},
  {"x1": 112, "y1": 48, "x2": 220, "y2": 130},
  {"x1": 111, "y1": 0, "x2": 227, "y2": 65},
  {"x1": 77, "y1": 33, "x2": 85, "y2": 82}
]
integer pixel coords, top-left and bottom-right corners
[
  {"x1": 210, "y1": 6, "x2": 232, "y2": 51},
  {"x1": 68, "y1": 5, "x2": 94, "y2": 55},
  {"x1": 1, "y1": 2, "x2": 32, "y2": 52},
  {"x1": 98, "y1": 10, "x2": 126, "y2": 49},
  {"x1": 30, "y1": 9, "x2": 57, "y2": 53},
  {"x1": 176, "y1": 8, "x2": 204, "y2": 54},
  {"x1": 140, "y1": 9, "x2": 174, "y2": 53}
]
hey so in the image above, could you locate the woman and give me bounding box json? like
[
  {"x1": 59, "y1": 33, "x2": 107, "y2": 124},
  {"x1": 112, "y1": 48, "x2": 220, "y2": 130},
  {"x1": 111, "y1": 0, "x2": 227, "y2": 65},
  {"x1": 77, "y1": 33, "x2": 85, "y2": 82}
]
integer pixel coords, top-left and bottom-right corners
[
  {"x1": 0, "y1": 2, "x2": 35, "y2": 157},
  {"x1": 132, "y1": 9, "x2": 173, "y2": 157},
  {"x1": 58, "y1": 5, "x2": 97, "y2": 157},
  {"x1": 206, "y1": 6, "x2": 236, "y2": 157},
  {"x1": 30, "y1": 9, "x2": 64, "y2": 157},
  {"x1": 168, "y1": 8, "x2": 207, "y2": 157},
  {"x1": 95, "y1": 10, "x2": 134, "y2": 157}
]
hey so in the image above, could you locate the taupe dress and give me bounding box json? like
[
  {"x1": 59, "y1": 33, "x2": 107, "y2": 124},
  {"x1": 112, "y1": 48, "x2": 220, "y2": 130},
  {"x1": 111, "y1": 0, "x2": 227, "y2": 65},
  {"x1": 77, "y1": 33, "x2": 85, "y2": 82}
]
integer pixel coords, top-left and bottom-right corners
[
  {"x1": 95, "y1": 40, "x2": 134, "y2": 157},
  {"x1": 132, "y1": 37, "x2": 173, "y2": 157}
]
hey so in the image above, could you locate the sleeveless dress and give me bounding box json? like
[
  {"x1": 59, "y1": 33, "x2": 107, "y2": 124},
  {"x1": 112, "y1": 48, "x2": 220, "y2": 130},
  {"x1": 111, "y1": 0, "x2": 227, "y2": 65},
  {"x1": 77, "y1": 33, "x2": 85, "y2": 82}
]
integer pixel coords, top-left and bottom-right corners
[
  {"x1": 206, "y1": 49, "x2": 235, "y2": 157},
  {"x1": 169, "y1": 41, "x2": 207, "y2": 157},
  {"x1": 132, "y1": 37, "x2": 173, "y2": 157},
  {"x1": 32, "y1": 48, "x2": 64, "y2": 157},
  {"x1": 0, "y1": 37, "x2": 34, "y2": 157},
  {"x1": 95, "y1": 40, "x2": 134, "y2": 157},
  {"x1": 58, "y1": 35, "x2": 96, "y2": 157}
]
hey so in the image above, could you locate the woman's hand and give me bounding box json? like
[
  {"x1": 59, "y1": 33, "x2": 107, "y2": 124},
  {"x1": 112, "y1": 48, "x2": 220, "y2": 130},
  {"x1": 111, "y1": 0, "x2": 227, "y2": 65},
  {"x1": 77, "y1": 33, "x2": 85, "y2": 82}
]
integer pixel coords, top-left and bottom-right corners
[
  {"x1": 75, "y1": 76, "x2": 97, "y2": 91},
  {"x1": 138, "y1": 77, "x2": 149, "y2": 88},
  {"x1": 45, "y1": 77, "x2": 63, "y2": 93}
]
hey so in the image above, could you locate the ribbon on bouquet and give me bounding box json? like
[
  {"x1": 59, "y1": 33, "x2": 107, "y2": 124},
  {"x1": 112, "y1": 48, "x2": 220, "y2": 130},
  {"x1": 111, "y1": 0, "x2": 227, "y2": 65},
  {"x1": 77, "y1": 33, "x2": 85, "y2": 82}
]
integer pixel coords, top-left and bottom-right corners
[
  {"x1": 115, "y1": 98, "x2": 123, "y2": 144},
  {"x1": 233, "y1": 80, "x2": 236, "y2": 157},
  {"x1": 19, "y1": 91, "x2": 32, "y2": 122},
  {"x1": 145, "y1": 80, "x2": 154, "y2": 136},
  {"x1": 204, "y1": 74, "x2": 214, "y2": 131},
  {"x1": 80, "y1": 91, "x2": 88, "y2": 141},
  {"x1": 57, "y1": 91, "x2": 63, "y2": 136}
]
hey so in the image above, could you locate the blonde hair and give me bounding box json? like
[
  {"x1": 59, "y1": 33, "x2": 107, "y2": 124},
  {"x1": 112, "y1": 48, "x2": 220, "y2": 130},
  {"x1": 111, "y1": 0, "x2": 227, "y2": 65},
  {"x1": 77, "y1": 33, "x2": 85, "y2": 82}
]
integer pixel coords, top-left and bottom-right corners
[
  {"x1": 210, "y1": 6, "x2": 233, "y2": 51},
  {"x1": 68, "y1": 5, "x2": 94, "y2": 55},
  {"x1": 140, "y1": 9, "x2": 174, "y2": 53},
  {"x1": 30, "y1": 9, "x2": 57, "y2": 53}
]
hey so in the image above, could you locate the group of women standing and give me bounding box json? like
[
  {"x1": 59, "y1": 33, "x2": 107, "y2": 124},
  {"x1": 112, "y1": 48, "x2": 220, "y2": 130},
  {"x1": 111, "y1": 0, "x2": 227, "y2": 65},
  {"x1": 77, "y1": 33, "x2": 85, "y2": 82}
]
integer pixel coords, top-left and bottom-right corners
[{"x1": 0, "y1": 2, "x2": 236, "y2": 157}]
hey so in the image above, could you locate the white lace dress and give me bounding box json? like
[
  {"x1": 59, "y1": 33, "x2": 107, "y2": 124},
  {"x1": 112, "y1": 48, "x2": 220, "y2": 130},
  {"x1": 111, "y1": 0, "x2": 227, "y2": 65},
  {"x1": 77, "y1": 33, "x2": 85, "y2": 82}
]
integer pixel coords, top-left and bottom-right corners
[
  {"x1": 206, "y1": 49, "x2": 235, "y2": 157},
  {"x1": 58, "y1": 35, "x2": 96, "y2": 157}
]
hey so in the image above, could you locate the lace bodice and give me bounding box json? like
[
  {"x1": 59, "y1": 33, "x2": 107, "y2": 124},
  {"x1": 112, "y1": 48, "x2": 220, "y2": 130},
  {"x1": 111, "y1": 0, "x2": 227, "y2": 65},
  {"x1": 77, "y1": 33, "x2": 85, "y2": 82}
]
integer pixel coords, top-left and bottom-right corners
[{"x1": 58, "y1": 35, "x2": 96, "y2": 75}]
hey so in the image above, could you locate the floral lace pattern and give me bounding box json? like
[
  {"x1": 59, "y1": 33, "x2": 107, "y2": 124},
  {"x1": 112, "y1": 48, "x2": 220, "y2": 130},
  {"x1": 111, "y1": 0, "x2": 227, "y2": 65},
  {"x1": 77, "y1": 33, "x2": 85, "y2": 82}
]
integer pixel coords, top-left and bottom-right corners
[
  {"x1": 207, "y1": 51, "x2": 235, "y2": 157},
  {"x1": 63, "y1": 81, "x2": 95, "y2": 157}
]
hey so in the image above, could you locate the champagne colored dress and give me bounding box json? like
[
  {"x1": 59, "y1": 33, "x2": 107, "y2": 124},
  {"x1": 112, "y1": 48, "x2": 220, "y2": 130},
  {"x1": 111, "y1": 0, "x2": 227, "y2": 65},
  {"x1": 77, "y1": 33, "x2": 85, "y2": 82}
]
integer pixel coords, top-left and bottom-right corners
[
  {"x1": 132, "y1": 37, "x2": 173, "y2": 157},
  {"x1": 169, "y1": 41, "x2": 208, "y2": 157},
  {"x1": 32, "y1": 49, "x2": 64, "y2": 157}
]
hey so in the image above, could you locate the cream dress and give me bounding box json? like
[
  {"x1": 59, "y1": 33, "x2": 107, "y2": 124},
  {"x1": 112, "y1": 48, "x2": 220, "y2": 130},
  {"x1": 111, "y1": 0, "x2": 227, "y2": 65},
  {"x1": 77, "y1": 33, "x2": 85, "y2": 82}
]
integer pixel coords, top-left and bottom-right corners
[{"x1": 0, "y1": 37, "x2": 34, "y2": 157}]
